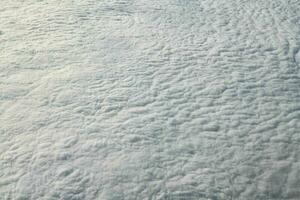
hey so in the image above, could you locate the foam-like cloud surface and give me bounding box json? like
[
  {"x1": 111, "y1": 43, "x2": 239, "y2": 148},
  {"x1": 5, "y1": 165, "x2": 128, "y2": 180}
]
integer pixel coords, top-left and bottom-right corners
[{"x1": 1, "y1": 0, "x2": 300, "y2": 199}]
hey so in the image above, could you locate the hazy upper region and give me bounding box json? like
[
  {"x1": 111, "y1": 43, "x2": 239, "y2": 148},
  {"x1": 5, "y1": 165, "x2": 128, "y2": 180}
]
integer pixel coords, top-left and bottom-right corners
[{"x1": 1, "y1": 0, "x2": 300, "y2": 199}]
